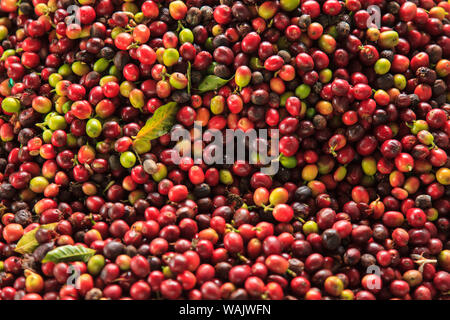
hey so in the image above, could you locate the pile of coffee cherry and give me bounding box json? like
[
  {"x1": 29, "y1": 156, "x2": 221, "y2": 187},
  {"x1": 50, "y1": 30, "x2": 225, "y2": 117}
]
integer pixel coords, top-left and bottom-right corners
[{"x1": 0, "y1": 0, "x2": 448, "y2": 300}]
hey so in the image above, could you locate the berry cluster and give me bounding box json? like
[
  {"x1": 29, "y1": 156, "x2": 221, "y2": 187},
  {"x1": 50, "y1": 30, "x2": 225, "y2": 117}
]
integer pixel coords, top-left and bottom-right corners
[{"x1": 0, "y1": 0, "x2": 449, "y2": 300}]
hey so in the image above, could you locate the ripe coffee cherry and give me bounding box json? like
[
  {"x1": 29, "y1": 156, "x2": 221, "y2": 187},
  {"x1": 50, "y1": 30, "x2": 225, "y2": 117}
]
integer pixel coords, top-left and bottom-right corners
[
  {"x1": 224, "y1": 232, "x2": 244, "y2": 254},
  {"x1": 272, "y1": 204, "x2": 294, "y2": 223},
  {"x1": 279, "y1": 136, "x2": 299, "y2": 157},
  {"x1": 168, "y1": 185, "x2": 189, "y2": 202},
  {"x1": 286, "y1": 97, "x2": 302, "y2": 116},
  {"x1": 406, "y1": 208, "x2": 427, "y2": 227}
]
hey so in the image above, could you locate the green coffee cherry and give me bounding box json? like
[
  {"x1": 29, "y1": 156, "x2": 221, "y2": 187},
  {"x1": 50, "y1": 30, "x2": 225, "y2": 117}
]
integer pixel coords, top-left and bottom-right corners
[
  {"x1": 152, "y1": 163, "x2": 168, "y2": 182},
  {"x1": 120, "y1": 151, "x2": 137, "y2": 168},
  {"x1": 334, "y1": 166, "x2": 347, "y2": 182},
  {"x1": 62, "y1": 101, "x2": 71, "y2": 114},
  {"x1": 71, "y1": 61, "x2": 90, "y2": 76},
  {"x1": 111, "y1": 27, "x2": 125, "y2": 39},
  {"x1": 306, "y1": 107, "x2": 316, "y2": 118},
  {"x1": 109, "y1": 65, "x2": 121, "y2": 78},
  {"x1": 417, "y1": 130, "x2": 434, "y2": 145},
  {"x1": 87, "y1": 255, "x2": 105, "y2": 276},
  {"x1": 319, "y1": 68, "x2": 333, "y2": 83},
  {"x1": 280, "y1": 0, "x2": 300, "y2": 11},
  {"x1": 29, "y1": 176, "x2": 49, "y2": 193},
  {"x1": 210, "y1": 95, "x2": 225, "y2": 115},
  {"x1": 48, "y1": 115, "x2": 67, "y2": 130},
  {"x1": 280, "y1": 155, "x2": 297, "y2": 168},
  {"x1": 93, "y1": 58, "x2": 110, "y2": 73},
  {"x1": 42, "y1": 129, "x2": 53, "y2": 143},
  {"x1": 44, "y1": 112, "x2": 58, "y2": 123},
  {"x1": 362, "y1": 156, "x2": 377, "y2": 176},
  {"x1": 1, "y1": 97, "x2": 21, "y2": 113},
  {"x1": 48, "y1": 73, "x2": 63, "y2": 87},
  {"x1": 204, "y1": 37, "x2": 214, "y2": 52},
  {"x1": 120, "y1": 81, "x2": 135, "y2": 98},
  {"x1": 66, "y1": 133, "x2": 77, "y2": 148},
  {"x1": 303, "y1": 221, "x2": 319, "y2": 235},
  {"x1": 378, "y1": 30, "x2": 399, "y2": 48},
  {"x1": 169, "y1": 72, "x2": 188, "y2": 90},
  {"x1": 133, "y1": 139, "x2": 151, "y2": 154},
  {"x1": 58, "y1": 64, "x2": 72, "y2": 77},
  {"x1": 207, "y1": 61, "x2": 218, "y2": 75},
  {"x1": 163, "y1": 48, "x2": 179, "y2": 67},
  {"x1": 374, "y1": 58, "x2": 391, "y2": 75},
  {"x1": 129, "y1": 190, "x2": 145, "y2": 205},
  {"x1": 0, "y1": 49, "x2": 16, "y2": 61},
  {"x1": 86, "y1": 118, "x2": 102, "y2": 138},
  {"x1": 134, "y1": 12, "x2": 144, "y2": 23},
  {"x1": 179, "y1": 28, "x2": 194, "y2": 43},
  {"x1": 327, "y1": 26, "x2": 338, "y2": 39},
  {"x1": 258, "y1": 1, "x2": 278, "y2": 19},
  {"x1": 0, "y1": 25, "x2": 7, "y2": 41},
  {"x1": 295, "y1": 84, "x2": 311, "y2": 99},
  {"x1": 410, "y1": 120, "x2": 429, "y2": 135},
  {"x1": 219, "y1": 169, "x2": 233, "y2": 185},
  {"x1": 129, "y1": 89, "x2": 145, "y2": 109},
  {"x1": 394, "y1": 74, "x2": 406, "y2": 90}
]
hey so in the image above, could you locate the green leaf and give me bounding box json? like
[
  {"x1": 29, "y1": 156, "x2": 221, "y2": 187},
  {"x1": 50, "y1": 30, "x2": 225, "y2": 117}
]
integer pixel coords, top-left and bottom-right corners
[
  {"x1": 187, "y1": 61, "x2": 192, "y2": 96},
  {"x1": 134, "y1": 102, "x2": 178, "y2": 141},
  {"x1": 42, "y1": 245, "x2": 96, "y2": 263},
  {"x1": 15, "y1": 223, "x2": 58, "y2": 255},
  {"x1": 196, "y1": 75, "x2": 232, "y2": 93}
]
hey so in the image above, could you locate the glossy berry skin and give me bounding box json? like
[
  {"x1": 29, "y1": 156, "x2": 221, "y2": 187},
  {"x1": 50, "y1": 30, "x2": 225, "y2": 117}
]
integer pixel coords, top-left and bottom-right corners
[
  {"x1": 406, "y1": 208, "x2": 427, "y2": 228},
  {"x1": 272, "y1": 204, "x2": 294, "y2": 223},
  {"x1": 168, "y1": 185, "x2": 189, "y2": 202}
]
